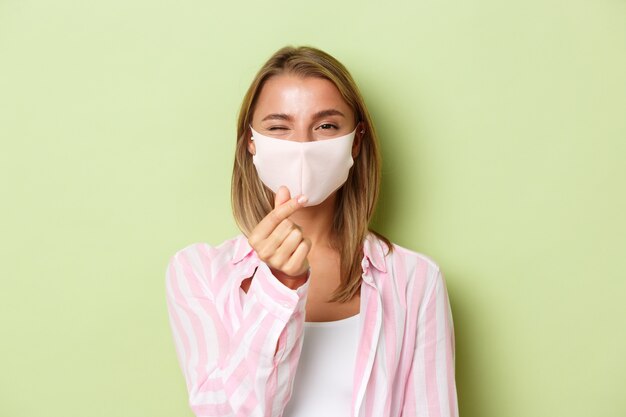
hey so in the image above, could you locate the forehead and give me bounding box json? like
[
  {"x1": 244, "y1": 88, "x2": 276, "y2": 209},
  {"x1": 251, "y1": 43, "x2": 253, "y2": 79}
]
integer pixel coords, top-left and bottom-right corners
[{"x1": 253, "y1": 74, "x2": 353, "y2": 117}]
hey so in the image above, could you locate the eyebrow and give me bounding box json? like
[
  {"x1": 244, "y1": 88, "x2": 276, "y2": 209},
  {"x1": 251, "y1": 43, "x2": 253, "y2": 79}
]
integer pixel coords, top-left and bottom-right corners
[{"x1": 261, "y1": 109, "x2": 346, "y2": 122}]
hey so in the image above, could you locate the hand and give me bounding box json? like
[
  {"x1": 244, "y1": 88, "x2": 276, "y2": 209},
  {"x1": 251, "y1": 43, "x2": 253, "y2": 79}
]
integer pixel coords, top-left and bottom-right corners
[{"x1": 247, "y1": 186, "x2": 312, "y2": 281}]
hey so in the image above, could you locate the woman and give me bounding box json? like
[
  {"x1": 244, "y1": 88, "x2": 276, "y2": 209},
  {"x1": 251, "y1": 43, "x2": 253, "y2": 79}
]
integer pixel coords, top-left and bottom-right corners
[{"x1": 165, "y1": 45, "x2": 458, "y2": 417}]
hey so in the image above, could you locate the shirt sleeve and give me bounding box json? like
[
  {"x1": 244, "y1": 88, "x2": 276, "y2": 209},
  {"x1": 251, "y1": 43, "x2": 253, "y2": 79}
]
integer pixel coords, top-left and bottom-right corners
[
  {"x1": 165, "y1": 246, "x2": 309, "y2": 417},
  {"x1": 402, "y1": 267, "x2": 459, "y2": 417}
]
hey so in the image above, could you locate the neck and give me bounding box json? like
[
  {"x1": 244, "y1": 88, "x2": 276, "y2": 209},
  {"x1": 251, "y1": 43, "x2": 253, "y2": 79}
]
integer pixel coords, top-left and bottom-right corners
[{"x1": 288, "y1": 193, "x2": 337, "y2": 249}]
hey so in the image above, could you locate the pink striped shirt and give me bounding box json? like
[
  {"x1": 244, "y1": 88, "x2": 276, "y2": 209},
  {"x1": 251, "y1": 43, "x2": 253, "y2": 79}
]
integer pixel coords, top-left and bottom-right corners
[{"x1": 165, "y1": 233, "x2": 458, "y2": 417}]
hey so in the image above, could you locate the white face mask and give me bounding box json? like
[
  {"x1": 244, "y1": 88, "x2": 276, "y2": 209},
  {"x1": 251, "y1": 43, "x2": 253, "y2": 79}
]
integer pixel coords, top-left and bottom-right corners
[{"x1": 250, "y1": 126, "x2": 357, "y2": 206}]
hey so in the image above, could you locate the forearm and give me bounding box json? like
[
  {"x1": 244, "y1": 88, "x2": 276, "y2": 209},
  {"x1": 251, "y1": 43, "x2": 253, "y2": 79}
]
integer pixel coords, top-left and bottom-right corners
[{"x1": 166, "y1": 254, "x2": 309, "y2": 416}]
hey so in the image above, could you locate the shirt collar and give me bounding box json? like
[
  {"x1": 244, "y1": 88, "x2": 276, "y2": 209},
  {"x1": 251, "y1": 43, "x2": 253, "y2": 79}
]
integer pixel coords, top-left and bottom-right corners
[
  {"x1": 231, "y1": 232, "x2": 387, "y2": 273},
  {"x1": 232, "y1": 234, "x2": 254, "y2": 264},
  {"x1": 362, "y1": 232, "x2": 388, "y2": 273}
]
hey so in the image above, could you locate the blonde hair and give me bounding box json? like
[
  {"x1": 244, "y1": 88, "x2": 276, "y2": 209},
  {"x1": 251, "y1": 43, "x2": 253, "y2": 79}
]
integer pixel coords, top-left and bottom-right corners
[{"x1": 231, "y1": 45, "x2": 391, "y2": 302}]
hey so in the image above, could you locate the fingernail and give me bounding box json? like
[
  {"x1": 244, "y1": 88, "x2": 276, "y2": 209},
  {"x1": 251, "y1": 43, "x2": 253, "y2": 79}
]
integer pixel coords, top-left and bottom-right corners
[{"x1": 297, "y1": 195, "x2": 308, "y2": 204}]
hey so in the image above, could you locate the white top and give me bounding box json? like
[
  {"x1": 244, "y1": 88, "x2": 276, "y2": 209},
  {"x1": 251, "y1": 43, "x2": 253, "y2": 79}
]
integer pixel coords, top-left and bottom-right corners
[{"x1": 283, "y1": 313, "x2": 361, "y2": 417}]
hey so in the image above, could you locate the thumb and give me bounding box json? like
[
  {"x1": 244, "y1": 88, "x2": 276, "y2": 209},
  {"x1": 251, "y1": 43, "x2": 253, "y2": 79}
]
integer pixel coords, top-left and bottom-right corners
[{"x1": 274, "y1": 185, "x2": 291, "y2": 208}]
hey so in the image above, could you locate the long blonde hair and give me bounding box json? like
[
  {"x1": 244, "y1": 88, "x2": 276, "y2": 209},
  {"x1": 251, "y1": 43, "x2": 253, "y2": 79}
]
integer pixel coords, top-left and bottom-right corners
[{"x1": 231, "y1": 45, "x2": 391, "y2": 302}]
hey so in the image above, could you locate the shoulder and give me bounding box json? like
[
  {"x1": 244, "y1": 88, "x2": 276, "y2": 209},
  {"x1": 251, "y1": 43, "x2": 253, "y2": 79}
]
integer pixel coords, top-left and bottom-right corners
[
  {"x1": 367, "y1": 233, "x2": 444, "y2": 299},
  {"x1": 169, "y1": 234, "x2": 245, "y2": 265},
  {"x1": 366, "y1": 232, "x2": 440, "y2": 274},
  {"x1": 389, "y1": 241, "x2": 441, "y2": 274},
  {"x1": 165, "y1": 234, "x2": 248, "y2": 286}
]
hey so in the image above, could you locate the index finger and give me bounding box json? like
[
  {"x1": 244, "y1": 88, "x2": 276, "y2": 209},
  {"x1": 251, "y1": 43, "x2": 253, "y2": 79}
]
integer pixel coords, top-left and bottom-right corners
[{"x1": 255, "y1": 195, "x2": 308, "y2": 238}]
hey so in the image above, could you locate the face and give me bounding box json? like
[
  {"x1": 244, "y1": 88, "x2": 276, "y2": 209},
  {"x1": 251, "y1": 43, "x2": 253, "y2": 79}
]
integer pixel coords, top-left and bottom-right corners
[{"x1": 248, "y1": 74, "x2": 364, "y2": 157}]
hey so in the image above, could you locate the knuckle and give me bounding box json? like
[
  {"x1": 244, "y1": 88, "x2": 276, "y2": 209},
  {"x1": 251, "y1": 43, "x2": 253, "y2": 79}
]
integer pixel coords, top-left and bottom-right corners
[
  {"x1": 269, "y1": 210, "x2": 282, "y2": 224},
  {"x1": 255, "y1": 243, "x2": 268, "y2": 257},
  {"x1": 282, "y1": 265, "x2": 296, "y2": 276},
  {"x1": 275, "y1": 249, "x2": 287, "y2": 261},
  {"x1": 273, "y1": 255, "x2": 287, "y2": 268},
  {"x1": 291, "y1": 228, "x2": 302, "y2": 240},
  {"x1": 274, "y1": 250, "x2": 289, "y2": 265}
]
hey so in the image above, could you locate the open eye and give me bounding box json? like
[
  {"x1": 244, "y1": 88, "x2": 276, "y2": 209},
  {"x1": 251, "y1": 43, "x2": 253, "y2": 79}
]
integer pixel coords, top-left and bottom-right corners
[{"x1": 318, "y1": 123, "x2": 338, "y2": 130}]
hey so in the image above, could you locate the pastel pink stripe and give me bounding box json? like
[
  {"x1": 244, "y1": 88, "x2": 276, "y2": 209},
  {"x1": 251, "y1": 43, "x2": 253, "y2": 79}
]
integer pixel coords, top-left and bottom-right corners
[
  {"x1": 196, "y1": 243, "x2": 215, "y2": 286},
  {"x1": 191, "y1": 402, "x2": 232, "y2": 416},
  {"x1": 443, "y1": 277, "x2": 457, "y2": 416},
  {"x1": 178, "y1": 251, "x2": 213, "y2": 386},
  {"x1": 425, "y1": 277, "x2": 442, "y2": 416},
  {"x1": 395, "y1": 250, "x2": 416, "y2": 414},
  {"x1": 381, "y1": 263, "x2": 399, "y2": 415},
  {"x1": 166, "y1": 258, "x2": 199, "y2": 387},
  {"x1": 361, "y1": 287, "x2": 380, "y2": 417}
]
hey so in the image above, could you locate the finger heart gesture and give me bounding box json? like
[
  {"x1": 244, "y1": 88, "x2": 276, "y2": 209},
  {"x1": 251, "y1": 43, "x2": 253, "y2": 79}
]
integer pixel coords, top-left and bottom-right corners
[{"x1": 247, "y1": 186, "x2": 312, "y2": 280}]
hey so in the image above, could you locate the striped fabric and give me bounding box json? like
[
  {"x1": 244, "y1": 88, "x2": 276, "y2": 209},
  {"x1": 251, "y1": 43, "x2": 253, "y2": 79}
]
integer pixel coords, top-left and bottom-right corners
[{"x1": 165, "y1": 233, "x2": 458, "y2": 417}]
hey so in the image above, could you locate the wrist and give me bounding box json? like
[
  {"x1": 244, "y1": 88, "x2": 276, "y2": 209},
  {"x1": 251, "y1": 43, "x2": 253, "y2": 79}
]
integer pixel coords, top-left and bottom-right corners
[{"x1": 270, "y1": 267, "x2": 309, "y2": 290}]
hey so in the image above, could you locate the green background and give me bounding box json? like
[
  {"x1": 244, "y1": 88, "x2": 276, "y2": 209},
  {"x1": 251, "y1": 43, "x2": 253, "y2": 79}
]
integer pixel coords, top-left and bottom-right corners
[{"x1": 1, "y1": 0, "x2": 624, "y2": 416}]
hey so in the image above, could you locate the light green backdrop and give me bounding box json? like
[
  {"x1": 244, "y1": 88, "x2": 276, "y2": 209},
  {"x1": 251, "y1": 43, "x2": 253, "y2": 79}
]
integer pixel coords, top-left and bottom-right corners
[{"x1": 1, "y1": 1, "x2": 624, "y2": 416}]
